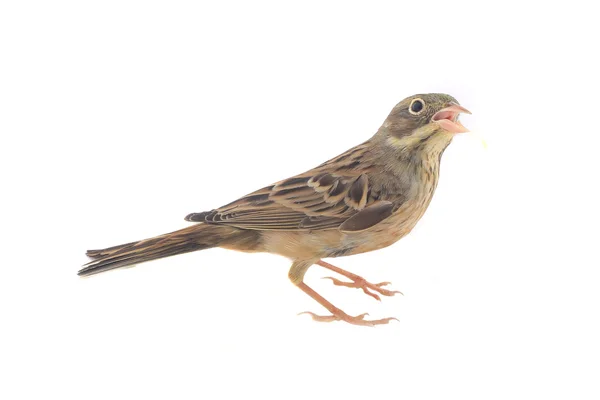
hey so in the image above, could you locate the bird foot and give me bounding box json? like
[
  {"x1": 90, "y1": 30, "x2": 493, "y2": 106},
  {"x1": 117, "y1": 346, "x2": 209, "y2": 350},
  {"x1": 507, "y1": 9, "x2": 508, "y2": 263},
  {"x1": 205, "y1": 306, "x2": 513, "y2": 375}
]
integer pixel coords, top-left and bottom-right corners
[
  {"x1": 322, "y1": 276, "x2": 403, "y2": 301},
  {"x1": 298, "y1": 311, "x2": 398, "y2": 326}
]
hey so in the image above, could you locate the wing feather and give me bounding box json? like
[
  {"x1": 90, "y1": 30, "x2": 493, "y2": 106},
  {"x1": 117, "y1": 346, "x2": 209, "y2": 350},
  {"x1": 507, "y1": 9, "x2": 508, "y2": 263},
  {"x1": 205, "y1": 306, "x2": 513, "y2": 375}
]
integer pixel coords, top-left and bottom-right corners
[{"x1": 184, "y1": 143, "x2": 398, "y2": 231}]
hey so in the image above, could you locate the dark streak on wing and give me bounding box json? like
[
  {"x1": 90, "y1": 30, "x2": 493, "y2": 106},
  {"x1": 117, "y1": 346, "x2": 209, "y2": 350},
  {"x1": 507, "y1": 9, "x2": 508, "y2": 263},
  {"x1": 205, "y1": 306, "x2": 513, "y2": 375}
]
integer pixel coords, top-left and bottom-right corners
[
  {"x1": 339, "y1": 201, "x2": 394, "y2": 232},
  {"x1": 342, "y1": 160, "x2": 361, "y2": 170},
  {"x1": 277, "y1": 177, "x2": 310, "y2": 188}
]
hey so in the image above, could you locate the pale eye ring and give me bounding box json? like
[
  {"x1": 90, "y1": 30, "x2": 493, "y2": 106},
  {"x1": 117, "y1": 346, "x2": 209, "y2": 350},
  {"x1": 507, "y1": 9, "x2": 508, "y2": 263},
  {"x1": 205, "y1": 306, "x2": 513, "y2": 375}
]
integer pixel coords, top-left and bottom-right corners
[{"x1": 409, "y1": 98, "x2": 425, "y2": 115}]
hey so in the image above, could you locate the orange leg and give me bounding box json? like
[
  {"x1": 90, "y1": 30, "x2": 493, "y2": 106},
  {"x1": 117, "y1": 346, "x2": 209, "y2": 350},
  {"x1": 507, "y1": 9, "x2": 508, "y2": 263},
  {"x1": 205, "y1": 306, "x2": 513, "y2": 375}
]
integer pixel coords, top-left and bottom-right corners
[
  {"x1": 316, "y1": 260, "x2": 402, "y2": 301},
  {"x1": 297, "y1": 282, "x2": 398, "y2": 327}
]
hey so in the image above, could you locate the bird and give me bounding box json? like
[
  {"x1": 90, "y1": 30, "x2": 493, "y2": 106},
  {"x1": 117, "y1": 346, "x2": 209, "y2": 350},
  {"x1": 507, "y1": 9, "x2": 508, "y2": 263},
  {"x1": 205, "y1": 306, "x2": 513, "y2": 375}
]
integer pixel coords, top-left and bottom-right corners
[{"x1": 80, "y1": 93, "x2": 471, "y2": 327}]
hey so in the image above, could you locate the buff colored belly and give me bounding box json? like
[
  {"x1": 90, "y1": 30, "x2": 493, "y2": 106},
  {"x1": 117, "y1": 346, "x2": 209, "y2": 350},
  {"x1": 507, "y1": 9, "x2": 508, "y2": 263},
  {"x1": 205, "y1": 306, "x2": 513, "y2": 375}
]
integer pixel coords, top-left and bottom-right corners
[{"x1": 258, "y1": 195, "x2": 431, "y2": 260}]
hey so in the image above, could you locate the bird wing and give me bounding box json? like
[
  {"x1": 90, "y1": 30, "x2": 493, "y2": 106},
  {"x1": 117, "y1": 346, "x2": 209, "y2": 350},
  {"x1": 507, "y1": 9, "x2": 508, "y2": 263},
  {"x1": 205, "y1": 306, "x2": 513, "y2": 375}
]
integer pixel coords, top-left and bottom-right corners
[{"x1": 185, "y1": 147, "x2": 396, "y2": 232}]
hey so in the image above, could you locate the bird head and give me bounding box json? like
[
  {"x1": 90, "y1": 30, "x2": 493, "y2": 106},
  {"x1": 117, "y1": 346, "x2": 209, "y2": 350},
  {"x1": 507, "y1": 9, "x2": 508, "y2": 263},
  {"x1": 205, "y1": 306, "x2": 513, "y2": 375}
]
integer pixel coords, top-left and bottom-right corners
[{"x1": 379, "y1": 93, "x2": 471, "y2": 155}]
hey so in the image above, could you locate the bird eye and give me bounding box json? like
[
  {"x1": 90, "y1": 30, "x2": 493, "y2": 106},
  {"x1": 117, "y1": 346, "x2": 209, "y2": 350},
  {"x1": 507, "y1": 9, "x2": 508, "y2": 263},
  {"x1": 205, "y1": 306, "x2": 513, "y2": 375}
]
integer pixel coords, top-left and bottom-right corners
[{"x1": 409, "y1": 99, "x2": 424, "y2": 115}]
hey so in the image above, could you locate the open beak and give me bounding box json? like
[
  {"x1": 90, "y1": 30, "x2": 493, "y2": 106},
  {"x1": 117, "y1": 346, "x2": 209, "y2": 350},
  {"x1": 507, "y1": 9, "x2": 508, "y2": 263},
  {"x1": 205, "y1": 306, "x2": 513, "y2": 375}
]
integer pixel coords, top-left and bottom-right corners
[{"x1": 432, "y1": 103, "x2": 471, "y2": 134}]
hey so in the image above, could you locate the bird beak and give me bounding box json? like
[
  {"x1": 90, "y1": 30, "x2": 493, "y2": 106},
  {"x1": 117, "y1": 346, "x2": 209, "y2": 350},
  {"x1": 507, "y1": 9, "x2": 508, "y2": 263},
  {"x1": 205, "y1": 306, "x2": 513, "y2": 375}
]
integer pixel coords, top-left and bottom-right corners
[{"x1": 431, "y1": 103, "x2": 471, "y2": 134}]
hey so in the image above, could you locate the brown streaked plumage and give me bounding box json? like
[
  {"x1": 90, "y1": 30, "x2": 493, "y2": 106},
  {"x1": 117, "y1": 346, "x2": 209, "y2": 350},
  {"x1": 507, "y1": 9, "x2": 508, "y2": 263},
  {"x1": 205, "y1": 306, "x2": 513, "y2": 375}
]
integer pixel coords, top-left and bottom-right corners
[{"x1": 80, "y1": 93, "x2": 471, "y2": 327}]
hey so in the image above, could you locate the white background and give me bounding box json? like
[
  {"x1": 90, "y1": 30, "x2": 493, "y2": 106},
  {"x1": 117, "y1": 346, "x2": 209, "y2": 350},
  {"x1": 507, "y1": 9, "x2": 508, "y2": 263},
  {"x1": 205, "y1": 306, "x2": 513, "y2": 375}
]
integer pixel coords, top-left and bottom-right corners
[{"x1": 1, "y1": 1, "x2": 599, "y2": 399}]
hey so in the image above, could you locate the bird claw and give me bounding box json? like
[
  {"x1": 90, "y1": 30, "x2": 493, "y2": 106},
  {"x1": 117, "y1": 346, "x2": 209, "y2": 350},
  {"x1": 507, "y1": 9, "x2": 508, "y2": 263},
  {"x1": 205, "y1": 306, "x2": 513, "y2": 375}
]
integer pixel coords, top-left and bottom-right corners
[
  {"x1": 298, "y1": 311, "x2": 398, "y2": 326},
  {"x1": 322, "y1": 276, "x2": 403, "y2": 301}
]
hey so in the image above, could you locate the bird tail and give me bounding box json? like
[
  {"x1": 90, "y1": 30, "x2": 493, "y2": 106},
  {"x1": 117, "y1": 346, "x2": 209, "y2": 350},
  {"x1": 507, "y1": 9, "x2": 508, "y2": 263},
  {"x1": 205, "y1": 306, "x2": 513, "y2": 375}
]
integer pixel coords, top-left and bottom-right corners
[{"x1": 79, "y1": 223, "x2": 249, "y2": 277}]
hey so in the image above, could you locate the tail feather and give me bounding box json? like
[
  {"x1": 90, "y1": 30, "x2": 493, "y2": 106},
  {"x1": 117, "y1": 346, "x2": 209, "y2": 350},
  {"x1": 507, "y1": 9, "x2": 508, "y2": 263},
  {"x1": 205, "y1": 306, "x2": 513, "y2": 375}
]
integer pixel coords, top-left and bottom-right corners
[
  {"x1": 86, "y1": 241, "x2": 137, "y2": 259},
  {"x1": 79, "y1": 242, "x2": 207, "y2": 276},
  {"x1": 79, "y1": 224, "x2": 242, "y2": 277}
]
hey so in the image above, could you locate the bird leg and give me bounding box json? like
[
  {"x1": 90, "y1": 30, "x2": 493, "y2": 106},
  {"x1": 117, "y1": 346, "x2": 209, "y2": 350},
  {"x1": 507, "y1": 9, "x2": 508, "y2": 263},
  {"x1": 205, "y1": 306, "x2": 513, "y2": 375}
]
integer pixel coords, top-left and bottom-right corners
[
  {"x1": 289, "y1": 260, "x2": 397, "y2": 326},
  {"x1": 316, "y1": 260, "x2": 402, "y2": 301},
  {"x1": 296, "y1": 282, "x2": 398, "y2": 327}
]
